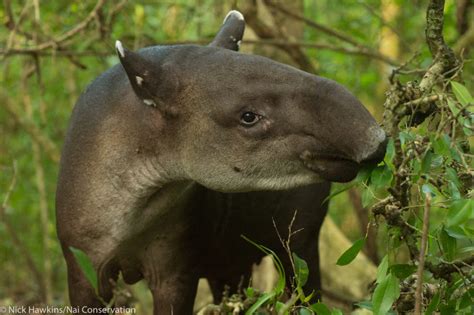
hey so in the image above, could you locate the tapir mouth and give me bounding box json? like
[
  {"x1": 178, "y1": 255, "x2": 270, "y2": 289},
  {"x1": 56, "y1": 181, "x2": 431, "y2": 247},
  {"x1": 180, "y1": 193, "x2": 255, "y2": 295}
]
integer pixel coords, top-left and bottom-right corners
[{"x1": 300, "y1": 151, "x2": 360, "y2": 183}]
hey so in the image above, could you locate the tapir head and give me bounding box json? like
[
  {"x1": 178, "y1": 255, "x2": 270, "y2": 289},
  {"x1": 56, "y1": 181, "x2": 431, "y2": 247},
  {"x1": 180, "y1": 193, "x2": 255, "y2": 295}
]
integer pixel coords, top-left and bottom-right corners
[{"x1": 115, "y1": 11, "x2": 386, "y2": 192}]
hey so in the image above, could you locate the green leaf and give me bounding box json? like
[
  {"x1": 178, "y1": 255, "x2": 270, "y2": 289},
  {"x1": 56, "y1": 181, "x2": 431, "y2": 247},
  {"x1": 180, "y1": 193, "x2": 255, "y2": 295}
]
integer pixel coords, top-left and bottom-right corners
[
  {"x1": 298, "y1": 307, "x2": 312, "y2": 315},
  {"x1": 432, "y1": 135, "x2": 451, "y2": 158},
  {"x1": 425, "y1": 291, "x2": 440, "y2": 315},
  {"x1": 372, "y1": 273, "x2": 400, "y2": 315},
  {"x1": 439, "y1": 302, "x2": 456, "y2": 315},
  {"x1": 446, "y1": 167, "x2": 461, "y2": 186},
  {"x1": 362, "y1": 188, "x2": 375, "y2": 208},
  {"x1": 303, "y1": 291, "x2": 314, "y2": 303},
  {"x1": 330, "y1": 310, "x2": 343, "y2": 315},
  {"x1": 439, "y1": 227, "x2": 457, "y2": 261},
  {"x1": 384, "y1": 138, "x2": 395, "y2": 171},
  {"x1": 69, "y1": 247, "x2": 98, "y2": 291},
  {"x1": 241, "y1": 235, "x2": 286, "y2": 296},
  {"x1": 447, "y1": 199, "x2": 473, "y2": 227},
  {"x1": 458, "y1": 246, "x2": 474, "y2": 255},
  {"x1": 292, "y1": 252, "x2": 309, "y2": 287},
  {"x1": 421, "y1": 151, "x2": 433, "y2": 174},
  {"x1": 444, "y1": 226, "x2": 469, "y2": 239},
  {"x1": 451, "y1": 81, "x2": 473, "y2": 107},
  {"x1": 399, "y1": 131, "x2": 415, "y2": 149},
  {"x1": 310, "y1": 302, "x2": 331, "y2": 315},
  {"x1": 336, "y1": 238, "x2": 365, "y2": 266},
  {"x1": 357, "y1": 165, "x2": 376, "y2": 183},
  {"x1": 447, "y1": 98, "x2": 460, "y2": 116},
  {"x1": 246, "y1": 292, "x2": 276, "y2": 315},
  {"x1": 246, "y1": 287, "x2": 255, "y2": 298},
  {"x1": 389, "y1": 264, "x2": 417, "y2": 279},
  {"x1": 447, "y1": 182, "x2": 461, "y2": 200},
  {"x1": 354, "y1": 301, "x2": 372, "y2": 311},
  {"x1": 370, "y1": 165, "x2": 393, "y2": 189},
  {"x1": 275, "y1": 301, "x2": 285, "y2": 312},
  {"x1": 459, "y1": 288, "x2": 474, "y2": 310},
  {"x1": 323, "y1": 182, "x2": 356, "y2": 203},
  {"x1": 376, "y1": 255, "x2": 389, "y2": 283}
]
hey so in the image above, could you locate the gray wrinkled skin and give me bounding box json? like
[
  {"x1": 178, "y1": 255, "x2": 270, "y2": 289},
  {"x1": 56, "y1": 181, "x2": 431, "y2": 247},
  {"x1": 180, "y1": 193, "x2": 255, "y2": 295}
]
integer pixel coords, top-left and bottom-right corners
[{"x1": 56, "y1": 11, "x2": 386, "y2": 314}]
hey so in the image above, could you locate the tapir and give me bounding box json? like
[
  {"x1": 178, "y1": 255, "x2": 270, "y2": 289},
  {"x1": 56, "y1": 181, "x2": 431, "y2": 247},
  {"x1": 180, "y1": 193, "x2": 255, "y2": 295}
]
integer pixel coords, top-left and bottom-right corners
[{"x1": 56, "y1": 10, "x2": 387, "y2": 314}]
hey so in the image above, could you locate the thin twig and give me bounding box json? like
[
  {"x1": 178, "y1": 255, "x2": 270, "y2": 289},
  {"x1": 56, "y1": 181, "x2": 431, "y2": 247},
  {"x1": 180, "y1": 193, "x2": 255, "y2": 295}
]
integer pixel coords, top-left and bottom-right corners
[
  {"x1": 0, "y1": 162, "x2": 46, "y2": 297},
  {"x1": 22, "y1": 61, "x2": 53, "y2": 304},
  {"x1": 1, "y1": 39, "x2": 400, "y2": 65},
  {"x1": 414, "y1": 193, "x2": 431, "y2": 315},
  {"x1": 5, "y1": 0, "x2": 106, "y2": 54},
  {"x1": 263, "y1": 0, "x2": 398, "y2": 66},
  {"x1": 1, "y1": 90, "x2": 60, "y2": 163}
]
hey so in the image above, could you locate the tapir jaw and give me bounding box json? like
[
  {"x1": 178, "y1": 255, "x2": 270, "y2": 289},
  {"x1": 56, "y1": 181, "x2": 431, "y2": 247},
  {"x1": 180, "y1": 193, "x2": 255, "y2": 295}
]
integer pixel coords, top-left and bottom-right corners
[
  {"x1": 299, "y1": 132, "x2": 387, "y2": 183},
  {"x1": 300, "y1": 151, "x2": 360, "y2": 183}
]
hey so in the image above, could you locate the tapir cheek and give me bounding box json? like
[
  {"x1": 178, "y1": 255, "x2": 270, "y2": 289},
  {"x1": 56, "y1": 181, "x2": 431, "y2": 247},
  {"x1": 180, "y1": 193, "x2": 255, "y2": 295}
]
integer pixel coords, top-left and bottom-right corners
[{"x1": 238, "y1": 118, "x2": 273, "y2": 140}]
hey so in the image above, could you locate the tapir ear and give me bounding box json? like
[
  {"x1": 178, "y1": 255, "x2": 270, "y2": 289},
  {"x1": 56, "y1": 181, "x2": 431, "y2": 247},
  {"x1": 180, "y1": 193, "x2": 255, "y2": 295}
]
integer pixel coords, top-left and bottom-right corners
[
  {"x1": 209, "y1": 10, "x2": 245, "y2": 51},
  {"x1": 115, "y1": 40, "x2": 163, "y2": 108}
]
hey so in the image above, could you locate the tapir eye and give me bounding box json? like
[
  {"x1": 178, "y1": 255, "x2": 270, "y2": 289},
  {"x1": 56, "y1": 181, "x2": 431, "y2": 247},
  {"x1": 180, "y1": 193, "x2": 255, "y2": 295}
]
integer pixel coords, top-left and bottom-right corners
[{"x1": 240, "y1": 112, "x2": 261, "y2": 126}]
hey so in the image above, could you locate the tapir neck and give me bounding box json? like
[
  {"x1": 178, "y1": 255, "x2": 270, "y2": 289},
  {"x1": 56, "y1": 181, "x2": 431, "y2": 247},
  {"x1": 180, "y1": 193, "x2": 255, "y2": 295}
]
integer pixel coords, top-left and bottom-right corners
[{"x1": 112, "y1": 154, "x2": 184, "y2": 206}]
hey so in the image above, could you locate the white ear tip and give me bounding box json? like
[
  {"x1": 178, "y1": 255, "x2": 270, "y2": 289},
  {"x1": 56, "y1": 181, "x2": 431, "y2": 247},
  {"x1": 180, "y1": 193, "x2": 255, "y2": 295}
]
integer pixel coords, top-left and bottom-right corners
[
  {"x1": 223, "y1": 10, "x2": 244, "y2": 24},
  {"x1": 115, "y1": 40, "x2": 125, "y2": 58}
]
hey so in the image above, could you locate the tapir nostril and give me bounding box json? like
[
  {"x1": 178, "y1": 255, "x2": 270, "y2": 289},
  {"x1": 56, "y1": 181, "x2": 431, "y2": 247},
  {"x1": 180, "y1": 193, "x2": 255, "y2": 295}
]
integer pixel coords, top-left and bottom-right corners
[{"x1": 360, "y1": 136, "x2": 388, "y2": 165}]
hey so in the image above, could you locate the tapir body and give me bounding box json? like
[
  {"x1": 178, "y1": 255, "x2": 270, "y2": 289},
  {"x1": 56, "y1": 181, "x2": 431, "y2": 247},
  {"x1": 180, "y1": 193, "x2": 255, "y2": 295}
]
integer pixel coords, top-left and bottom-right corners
[{"x1": 56, "y1": 11, "x2": 386, "y2": 314}]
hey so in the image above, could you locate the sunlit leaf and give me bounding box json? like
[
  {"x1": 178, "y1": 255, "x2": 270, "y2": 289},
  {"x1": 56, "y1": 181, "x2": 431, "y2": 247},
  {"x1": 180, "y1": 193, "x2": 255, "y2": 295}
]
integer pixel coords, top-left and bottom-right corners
[
  {"x1": 458, "y1": 246, "x2": 474, "y2": 255},
  {"x1": 421, "y1": 151, "x2": 433, "y2": 174},
  {"x1": 323, "y1": 182, "x2": 356, "y2": 203},
  {"x1": 241, "y1": 235, "x2": 286, "y2": 296},
  {"x1": 444, "y1": 226, "x2": 469, "y2": 239},
  {"x1": 292, "y1": 252, "x2": 309, "y2": 287},
  {"x1": 310, "y1": 302, "x2": 331, "y2": 315},
  {"x1": 439, "y1": 227, "x2": 457, "y2": 261},
  {"x1": 384, "y1": 138, "x2": 395, "y2": 171},
  {"x1": 425, "y1": 291, "x2": 440, "y2": 315},
  {"x1": 354, "y1": 301, "x2": 372, "y2": 311},
  {"x1": 372, "y1": 273, "x2": 400, "y2": 315},
  {"x1": 298, "y1": 307, "x2": 312, "y2": 315},
  {"x1": 459, "y1": 288, "x2": 474, "y2": 310},
  {"x1": 389, "y1": 264, "x2": 417, "y2": 279},
  {"x1": 246, "y1": 287, "x2": 255, "y2": 298},
  {"x1": 376, "y1": 255, "x2": 389, "y2": 283},
  {"x1": 447, "y1": 199, "x2": 473, "y2": 227},
  {"x1": 451, "y1": 81, "x2": 473, "y2": 107},
  {"x1": 362, "y1": 188, "x2": 375, "y2": 208},
  {"x1": 336, "y1": 238, "x2": 365, "y2": 266},
  {"x1": 69, "y1": 247, "x2": 98, "y2": 291},
  {"x1": 275, "y1": 301, "x2": 285, "y2": 312},
  {"x1": 246, "y1": 292, "x2": 276, "y2": 315},
  {"x1": 370, "y1": 165, "x2": 393, "y2": 189},
  {"x1": 447, "y1": 98, "x2": 460, "y2": 116}
]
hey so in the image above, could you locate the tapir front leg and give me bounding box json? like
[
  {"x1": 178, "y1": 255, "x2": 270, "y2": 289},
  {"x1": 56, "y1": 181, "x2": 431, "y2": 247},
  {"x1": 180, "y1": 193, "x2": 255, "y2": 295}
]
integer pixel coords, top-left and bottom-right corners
[
  {"x1": 62, "y1": 246, "x2": 107, "y2": 310},
  {"x1": 140, "y1": 234, "x2": 200, "y2": 314},
  {"x1": 150, "y1": 274, "x2": 198, "y2": 314}
]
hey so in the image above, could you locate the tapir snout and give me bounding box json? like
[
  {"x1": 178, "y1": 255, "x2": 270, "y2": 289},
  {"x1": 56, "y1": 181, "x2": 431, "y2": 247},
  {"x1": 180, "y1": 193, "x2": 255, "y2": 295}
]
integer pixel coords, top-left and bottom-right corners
[{"x1": 297, "y1": 77, "x2": 387, "y2": 182}]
